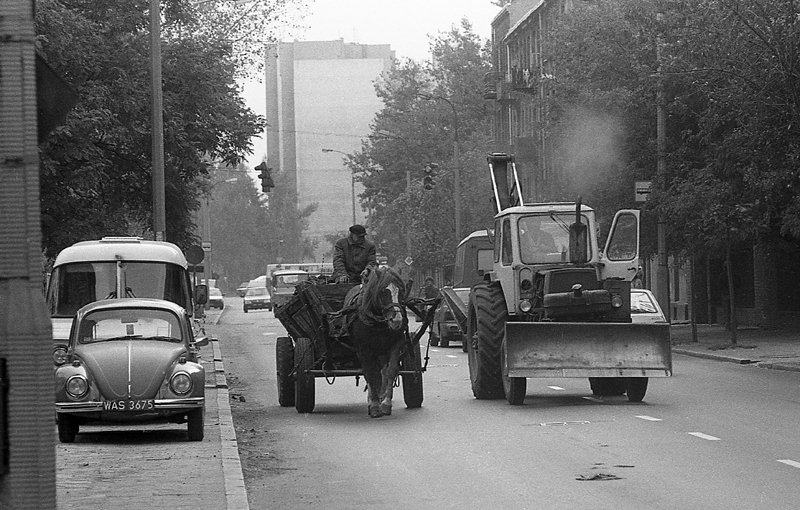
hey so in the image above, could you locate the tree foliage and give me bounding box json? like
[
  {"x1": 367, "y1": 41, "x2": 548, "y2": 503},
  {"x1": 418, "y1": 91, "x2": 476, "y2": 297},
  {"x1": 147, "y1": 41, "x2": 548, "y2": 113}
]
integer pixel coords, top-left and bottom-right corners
[
  {"x1": 34, "y1": 0, "x2": 301, "y2": 258},
  {"x1": 206, "y1": 165, "x2": 316, "y2": 286},
  {"x1": 349, "y1": 19, "x2": 495, "y2": 273},
  {"x1": 542, "y1": 0, "x2": 800, "y2": 258}
]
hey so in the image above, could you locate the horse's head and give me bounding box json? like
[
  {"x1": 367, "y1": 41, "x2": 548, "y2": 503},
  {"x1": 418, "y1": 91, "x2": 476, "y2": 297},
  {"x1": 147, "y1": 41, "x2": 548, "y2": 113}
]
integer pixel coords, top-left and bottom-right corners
[{"x1": 359, "y1": 267, "x2": 406, "y2": 330}]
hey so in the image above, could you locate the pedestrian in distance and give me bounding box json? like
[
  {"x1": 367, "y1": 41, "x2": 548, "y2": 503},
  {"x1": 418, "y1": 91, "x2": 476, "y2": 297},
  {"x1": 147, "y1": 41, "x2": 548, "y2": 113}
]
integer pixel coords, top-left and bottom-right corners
[
  {"x1": 419, "y1": 276, "x2": 439, "y2": 299},
  {"x1": 332, "y1": 224, "x2": 378, "y2": 284}
]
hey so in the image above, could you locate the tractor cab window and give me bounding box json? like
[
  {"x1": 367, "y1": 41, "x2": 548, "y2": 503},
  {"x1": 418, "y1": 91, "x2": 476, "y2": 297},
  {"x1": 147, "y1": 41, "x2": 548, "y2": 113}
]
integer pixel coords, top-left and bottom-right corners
[
  {"x1": 606, "y1": 213, "x2": 638, "y2": 261},
  {"x1": 518, "y1": 213, "x2": 590, "y2": 264},
  {"x1": 501, "y1": 219, "x2": 513, "y2": 265}
]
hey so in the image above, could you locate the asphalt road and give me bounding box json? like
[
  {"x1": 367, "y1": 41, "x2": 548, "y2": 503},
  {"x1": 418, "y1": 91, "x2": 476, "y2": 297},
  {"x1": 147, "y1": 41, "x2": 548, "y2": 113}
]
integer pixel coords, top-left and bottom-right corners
[{"x1": 215, "y1": 297, "x2": 800, "y2": 510}]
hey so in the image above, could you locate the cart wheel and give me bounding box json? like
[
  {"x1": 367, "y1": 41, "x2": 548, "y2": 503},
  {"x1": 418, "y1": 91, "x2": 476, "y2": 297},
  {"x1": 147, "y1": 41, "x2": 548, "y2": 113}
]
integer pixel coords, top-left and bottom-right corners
[
  {"x1": 502, "y1": 339, "x2": 526, "y2": 405},
  {"x1": 294, "y1": 337, "x2": 315, "y2": 413},
  {"x1": 402, "y1": 341, "x2": 424, "y2": 409},
  {"x1": 626, "y1": 377, "x2": 648, "y2": 402},
  {"x1": 57, "y1": 414, "x2": 79, "y2": 443},
  {"x1": 276, "y1": 336, "x2": 295, "y2": 407},
  {"x1": 187, "y1": 407, "x2": 204, "y2": 441}
]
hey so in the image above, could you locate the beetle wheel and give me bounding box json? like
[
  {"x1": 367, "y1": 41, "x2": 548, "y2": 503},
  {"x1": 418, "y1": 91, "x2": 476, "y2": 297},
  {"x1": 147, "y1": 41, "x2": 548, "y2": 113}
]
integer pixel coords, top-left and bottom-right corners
[
  {"x1": 187, "y1": 408, "x2": 204, "y2": 441},
  {"x1": 57, "y1": 414, "x2": 79, "y2": 443}
]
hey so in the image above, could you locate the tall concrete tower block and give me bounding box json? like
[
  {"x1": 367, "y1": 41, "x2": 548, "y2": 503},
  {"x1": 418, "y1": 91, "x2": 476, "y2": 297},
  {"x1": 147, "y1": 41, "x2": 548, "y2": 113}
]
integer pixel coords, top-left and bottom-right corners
[{"x1": 264, "y1": 40, "x2": 394, "y2": 256}]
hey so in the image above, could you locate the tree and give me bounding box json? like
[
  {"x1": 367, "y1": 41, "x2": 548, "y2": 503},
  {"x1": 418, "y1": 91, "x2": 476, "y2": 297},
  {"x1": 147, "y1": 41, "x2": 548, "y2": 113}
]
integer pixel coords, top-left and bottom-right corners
[
  {"x1": 34, "y1": 0, "x2": 301, "y2": 257},
  {"x1": 349, "y1": 19, "x2": 495, "y2": 274},
  {"x1": 207, "y1": 164, "x2": 316, "y2": 286}
]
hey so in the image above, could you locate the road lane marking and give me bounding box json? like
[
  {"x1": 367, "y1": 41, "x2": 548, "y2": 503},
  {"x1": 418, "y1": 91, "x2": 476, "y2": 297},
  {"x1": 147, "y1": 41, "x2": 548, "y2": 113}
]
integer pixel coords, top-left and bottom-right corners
[
  {"x1": 446, "y1": 355, "x2": 458, "y2": 358},
  {"x1": 688, "y1": 432, "x2": 720, "y2": 441},
  {"x1": 777, "y1": 459, "x2": 800, "y2": 469},
  {"x1": 547, "y1": 386, "x2": 565, "y2": 391},
  {"x1": 636, "y1": 415, "x2": 662, "y2": 421}
]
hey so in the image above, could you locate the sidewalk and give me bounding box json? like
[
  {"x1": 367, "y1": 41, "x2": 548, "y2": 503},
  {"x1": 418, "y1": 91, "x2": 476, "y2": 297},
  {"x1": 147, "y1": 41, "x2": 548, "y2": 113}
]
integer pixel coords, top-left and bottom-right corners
[{"x1": 671, "y1": 323, "x2": 800, "y2": 372}]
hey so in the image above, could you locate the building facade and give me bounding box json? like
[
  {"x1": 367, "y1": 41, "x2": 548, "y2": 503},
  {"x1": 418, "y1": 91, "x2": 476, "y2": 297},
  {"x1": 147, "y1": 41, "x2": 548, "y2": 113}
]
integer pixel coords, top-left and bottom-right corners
[
  {"x1": 485, "y1": 0, "x2": 794, "y2": 327},
  {"x1": 265, "y1": 40, "x2": 394, "y2": 259}
]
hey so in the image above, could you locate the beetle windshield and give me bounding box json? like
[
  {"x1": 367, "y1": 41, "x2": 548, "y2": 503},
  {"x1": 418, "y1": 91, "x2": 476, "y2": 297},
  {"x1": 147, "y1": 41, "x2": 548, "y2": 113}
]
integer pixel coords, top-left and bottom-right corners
[{"x1": 77, "y1": 308, "x2": 183, "y2": 344}]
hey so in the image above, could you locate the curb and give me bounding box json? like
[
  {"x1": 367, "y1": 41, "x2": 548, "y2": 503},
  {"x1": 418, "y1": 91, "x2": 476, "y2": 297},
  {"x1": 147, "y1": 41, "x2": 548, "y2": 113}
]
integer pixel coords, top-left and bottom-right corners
[
  {"x1": 207, "y1": 308, "x2": 250, "y2": 510},
  {"x1": 672, "y1": 348, "x2": 800, "y2": 372}
]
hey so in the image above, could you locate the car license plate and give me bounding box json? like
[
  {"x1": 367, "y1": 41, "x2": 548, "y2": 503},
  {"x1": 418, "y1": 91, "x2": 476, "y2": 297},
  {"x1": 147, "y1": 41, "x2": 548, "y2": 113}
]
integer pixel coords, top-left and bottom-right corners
[{"x1": 103, "y1": 399, "x2": 155, "y2": 411}]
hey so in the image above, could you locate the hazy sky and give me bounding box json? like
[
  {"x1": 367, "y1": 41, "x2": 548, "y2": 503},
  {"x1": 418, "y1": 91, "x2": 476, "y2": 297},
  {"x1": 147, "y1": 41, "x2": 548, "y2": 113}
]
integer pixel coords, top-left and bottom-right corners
[{"x1": 243, "y1": 0, "x2": 501, "y2": 167}]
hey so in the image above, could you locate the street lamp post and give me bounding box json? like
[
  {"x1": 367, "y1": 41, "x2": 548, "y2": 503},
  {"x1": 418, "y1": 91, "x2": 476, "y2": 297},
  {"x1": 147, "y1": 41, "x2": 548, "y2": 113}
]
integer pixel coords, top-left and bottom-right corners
[
  {"x1": 321, "y1": 148, "x2": 357, "y2": 225},
  {"x1": 420, "y1": 94, "x2": 461, "y2": 241}
]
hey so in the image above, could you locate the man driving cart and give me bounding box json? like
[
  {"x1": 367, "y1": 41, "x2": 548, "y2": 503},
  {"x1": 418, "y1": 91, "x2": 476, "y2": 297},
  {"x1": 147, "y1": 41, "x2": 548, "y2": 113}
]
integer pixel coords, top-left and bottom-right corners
[{"x1": 332, "y1": 224, "x2": 378, "y2": 284}]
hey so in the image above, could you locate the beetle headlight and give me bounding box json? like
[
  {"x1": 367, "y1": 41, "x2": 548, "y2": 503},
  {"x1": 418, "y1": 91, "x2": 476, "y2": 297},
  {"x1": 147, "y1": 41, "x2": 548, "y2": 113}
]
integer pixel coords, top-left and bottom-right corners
[
  {"x1": 611, "y1": 294, "x2": 624, "y2": 308},
  {"x1": 170, "y1": 372, "x2": 193, "y2": 395},
  {"x1": 66, "y1": 375, "x2": 89, "y2": 398},
  {"x1": 519, "y1": 299, "x2": 533, "y2": 313},
  {"x1": 53, "y1": 346, "x2": 69, "y2": 366}
]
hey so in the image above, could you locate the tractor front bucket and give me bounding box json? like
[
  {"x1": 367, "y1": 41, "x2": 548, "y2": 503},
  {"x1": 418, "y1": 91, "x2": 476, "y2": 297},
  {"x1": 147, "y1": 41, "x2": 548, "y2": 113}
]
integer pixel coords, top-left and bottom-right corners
[{"x1": 504, "y1": 322, "x2": 672, "y2": 378}]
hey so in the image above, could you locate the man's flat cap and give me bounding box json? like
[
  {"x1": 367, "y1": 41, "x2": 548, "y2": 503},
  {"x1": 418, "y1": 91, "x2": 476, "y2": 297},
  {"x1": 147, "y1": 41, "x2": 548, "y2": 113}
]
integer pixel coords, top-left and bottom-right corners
[{"x1": 349, "y1": 224, "x2": 367, "y2": 235}]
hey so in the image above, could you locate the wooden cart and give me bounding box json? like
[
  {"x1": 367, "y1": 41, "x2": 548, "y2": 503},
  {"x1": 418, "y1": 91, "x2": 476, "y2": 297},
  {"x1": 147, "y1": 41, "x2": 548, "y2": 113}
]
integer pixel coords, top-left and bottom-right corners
[{"x1": 274, "y1": 280, "x2": 439, "y2": 413}]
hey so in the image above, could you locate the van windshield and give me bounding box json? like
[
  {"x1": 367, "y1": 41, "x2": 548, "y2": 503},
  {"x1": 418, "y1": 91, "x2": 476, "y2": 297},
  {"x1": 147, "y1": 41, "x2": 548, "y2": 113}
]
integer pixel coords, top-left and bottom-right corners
[{"x1": 47, "y1": 262, "x2": 190, "y2": 317}]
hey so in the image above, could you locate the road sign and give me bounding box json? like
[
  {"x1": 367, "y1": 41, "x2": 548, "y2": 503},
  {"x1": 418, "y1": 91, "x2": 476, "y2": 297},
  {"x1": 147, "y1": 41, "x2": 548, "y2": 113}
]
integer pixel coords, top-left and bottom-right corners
[
  {"x1": 404, "y1": 256, "x2": 413, "y2": 266},
  {"x1": 185, "y1": 245, "x2": 204, "y2": 264},
  {"x1": 635, "y1": 181, "x2": 652, "y2": 202}
]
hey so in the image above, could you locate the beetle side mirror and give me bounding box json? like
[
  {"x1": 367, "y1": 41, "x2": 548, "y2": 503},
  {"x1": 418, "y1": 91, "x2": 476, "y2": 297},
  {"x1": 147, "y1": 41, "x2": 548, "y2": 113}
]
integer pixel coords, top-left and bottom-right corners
[
  {"x1": 194, "y1": 284, "x2": 208, "y2": 305},
  {"x1": 194, "y1": 336, "x2": 210, "y2": 347}
]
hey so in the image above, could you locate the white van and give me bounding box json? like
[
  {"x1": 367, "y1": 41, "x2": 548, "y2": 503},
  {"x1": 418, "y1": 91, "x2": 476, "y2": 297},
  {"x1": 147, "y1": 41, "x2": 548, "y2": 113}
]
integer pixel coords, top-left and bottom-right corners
[{"x1": 46, "y1": 237, "x2": 205, "y2": 344}]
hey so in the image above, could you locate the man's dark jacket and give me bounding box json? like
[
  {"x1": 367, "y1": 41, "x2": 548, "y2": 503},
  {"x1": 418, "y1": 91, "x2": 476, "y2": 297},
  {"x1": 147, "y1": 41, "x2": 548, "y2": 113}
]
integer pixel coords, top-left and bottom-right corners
[{"x1": 333, "y1": 236, "x2": 377, "y2": 281}]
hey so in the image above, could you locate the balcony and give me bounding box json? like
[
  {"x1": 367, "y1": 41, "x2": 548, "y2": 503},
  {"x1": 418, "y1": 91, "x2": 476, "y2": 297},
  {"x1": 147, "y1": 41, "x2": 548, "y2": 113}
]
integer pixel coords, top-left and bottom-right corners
[{"x1": 510, "y1": 67, "x2": 538, "y2": 94}]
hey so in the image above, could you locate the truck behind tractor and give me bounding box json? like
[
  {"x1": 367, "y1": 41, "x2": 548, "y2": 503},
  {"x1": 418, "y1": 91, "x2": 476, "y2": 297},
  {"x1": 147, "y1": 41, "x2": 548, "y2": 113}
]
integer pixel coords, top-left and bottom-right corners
[{"x1": 441, "y1": 153, "x2": 671, "y2": 405}]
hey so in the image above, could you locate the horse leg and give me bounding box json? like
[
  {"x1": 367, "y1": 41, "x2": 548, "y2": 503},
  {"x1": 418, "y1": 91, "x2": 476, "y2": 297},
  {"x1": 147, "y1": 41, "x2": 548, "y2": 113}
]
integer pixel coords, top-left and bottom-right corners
[
  {"x1": 361, "y1": 356, "x2": 384, "y2": 418},
  {"x1": 379, "y1": 341, "x2": 404, "y2": 416}
]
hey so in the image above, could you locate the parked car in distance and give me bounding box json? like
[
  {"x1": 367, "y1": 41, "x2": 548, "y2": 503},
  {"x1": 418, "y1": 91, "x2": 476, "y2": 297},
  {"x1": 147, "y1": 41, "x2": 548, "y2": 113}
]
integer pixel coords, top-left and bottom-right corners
[
  {"x1": 243, "y1": 286, "x2": 271, "y2": 312},
  {"x1": 207, "y1": 287, "x2": 224, "y2": 309},
  {"x1": 630, "y1": 289, "x2": 668, "y2": 324},
  {"x1": 236, "y1": 282, "x2": 250, "y2": 297},
  {"x1": 54, "y1": 298, "x2": 208, "y2": 443},
  {"x1": 431, "y1": 287, "x2": 470, "y2": 348}
]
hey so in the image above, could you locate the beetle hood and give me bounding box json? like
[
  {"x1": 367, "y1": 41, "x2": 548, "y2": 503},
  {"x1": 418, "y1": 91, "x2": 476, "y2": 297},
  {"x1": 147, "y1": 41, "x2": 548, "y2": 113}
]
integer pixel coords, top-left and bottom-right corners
[{"x1": 77, "y1": 341, "x2": 186, "y2": 400}]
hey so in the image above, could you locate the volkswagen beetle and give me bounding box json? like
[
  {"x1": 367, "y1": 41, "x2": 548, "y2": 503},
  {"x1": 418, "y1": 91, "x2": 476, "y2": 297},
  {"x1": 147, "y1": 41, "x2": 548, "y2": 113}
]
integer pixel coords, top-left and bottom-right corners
[{"x1": 54, "y1": 298, "x2": 209, "y2": 443}]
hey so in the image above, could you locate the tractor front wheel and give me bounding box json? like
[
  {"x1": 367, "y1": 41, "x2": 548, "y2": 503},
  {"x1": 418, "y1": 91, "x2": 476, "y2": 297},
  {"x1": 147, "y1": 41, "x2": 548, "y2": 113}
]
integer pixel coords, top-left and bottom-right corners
[{"x1": 466, "y1": 282, "x2": 506, "y2": 400}]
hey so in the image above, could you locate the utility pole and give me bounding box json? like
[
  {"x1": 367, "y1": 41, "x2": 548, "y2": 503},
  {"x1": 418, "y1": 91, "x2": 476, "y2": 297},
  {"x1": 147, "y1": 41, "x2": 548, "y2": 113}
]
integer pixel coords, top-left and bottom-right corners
[
  {"x1": 150, "y1": 0, "x2": 166, "y2": 240},
  {"x1": 656, "y1": 6, "x2": 671, "y2": 321}
]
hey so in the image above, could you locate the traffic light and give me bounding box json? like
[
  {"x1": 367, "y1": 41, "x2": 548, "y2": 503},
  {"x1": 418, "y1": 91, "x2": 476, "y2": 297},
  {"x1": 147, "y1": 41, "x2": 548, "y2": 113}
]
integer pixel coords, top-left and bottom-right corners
[
  {"x1": 255, "y1": 162, "x2": 274, "y2": 192},
  {"x1": 423, "y1": 163, "x2": 437, "y2": 191}
]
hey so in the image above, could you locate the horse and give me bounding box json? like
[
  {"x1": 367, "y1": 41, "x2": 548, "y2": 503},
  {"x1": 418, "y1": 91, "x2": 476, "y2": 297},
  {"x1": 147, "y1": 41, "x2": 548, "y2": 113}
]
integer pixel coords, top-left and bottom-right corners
[{"x1": 343, "y1": 266, "x2": 408, "y2": 418}]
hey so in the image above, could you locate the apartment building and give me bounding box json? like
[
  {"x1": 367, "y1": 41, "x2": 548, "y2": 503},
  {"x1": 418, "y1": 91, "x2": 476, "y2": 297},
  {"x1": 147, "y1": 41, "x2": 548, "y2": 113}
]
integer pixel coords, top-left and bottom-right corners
[{"x1": 264, "y1": 40, "x2": 394, "y2": 258}]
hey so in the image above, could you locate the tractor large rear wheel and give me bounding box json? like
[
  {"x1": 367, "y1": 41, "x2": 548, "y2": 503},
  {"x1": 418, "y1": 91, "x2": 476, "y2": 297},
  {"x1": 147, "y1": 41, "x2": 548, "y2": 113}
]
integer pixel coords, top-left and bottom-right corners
[
  {"x1": 294, "y1": 337, "x2": 315, "y2": 413},
  {"x1": 276, "y1": 336, "x2": 295, "y2": 407},
  {"x1": 466, "y1": 282, "x2": 506, "y2": 399}
]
